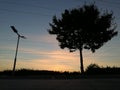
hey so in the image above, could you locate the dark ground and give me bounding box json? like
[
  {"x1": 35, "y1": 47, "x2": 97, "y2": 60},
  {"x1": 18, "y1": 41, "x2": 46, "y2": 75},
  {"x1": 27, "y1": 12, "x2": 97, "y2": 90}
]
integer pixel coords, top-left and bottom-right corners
[
  {"x1": 0, "y1": 78, "x2": 120, "y2": 90},
  {"x1": 0, "y1": 68, "x2": 120, "y2": 90}
]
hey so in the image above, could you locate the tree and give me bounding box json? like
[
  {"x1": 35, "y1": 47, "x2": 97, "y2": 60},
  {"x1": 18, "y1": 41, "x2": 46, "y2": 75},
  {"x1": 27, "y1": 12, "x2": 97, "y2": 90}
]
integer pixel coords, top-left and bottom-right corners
[{"x1": 48, "y1": 4, "x2": 118, "y2": 73}]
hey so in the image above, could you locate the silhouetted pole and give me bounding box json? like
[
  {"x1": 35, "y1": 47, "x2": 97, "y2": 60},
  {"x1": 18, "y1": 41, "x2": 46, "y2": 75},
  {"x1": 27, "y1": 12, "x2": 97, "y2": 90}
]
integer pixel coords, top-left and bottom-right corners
[
  {"x1": 12, "y1": 35, "x2": 20, "y2": 75},
  {"x1": 10, "y1": 26, "x2": 26, "y2": 75}
]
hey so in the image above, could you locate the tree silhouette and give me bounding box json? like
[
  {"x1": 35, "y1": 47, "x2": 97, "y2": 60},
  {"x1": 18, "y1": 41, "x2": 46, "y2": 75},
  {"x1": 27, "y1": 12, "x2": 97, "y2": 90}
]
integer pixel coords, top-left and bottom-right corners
[{"x1": 48, "y1": 4, "x2": 118, "y2": 73}]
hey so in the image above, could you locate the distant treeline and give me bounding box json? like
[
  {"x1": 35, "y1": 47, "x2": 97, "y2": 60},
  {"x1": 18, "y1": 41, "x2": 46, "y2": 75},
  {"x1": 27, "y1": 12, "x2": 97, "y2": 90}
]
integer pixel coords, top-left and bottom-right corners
[
  {"x1": 0, "y1": 69, "x2": 79, "y2": 76},
  {"x1": 0, "y1": 64, "x2": 120, "y2": 78},
  {"x1": 0, "y1": 69, "x2": 80, "y2": 79}
]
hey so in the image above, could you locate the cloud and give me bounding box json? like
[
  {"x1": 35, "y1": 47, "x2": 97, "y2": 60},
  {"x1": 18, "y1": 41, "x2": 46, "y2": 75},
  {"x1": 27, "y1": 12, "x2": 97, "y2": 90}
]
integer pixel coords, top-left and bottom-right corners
[
  {"x1": 19, "y1": 47, "x2": 79, "y2": 61},
  {"x1": 8, "y1": 47, "x2": 81, "y2": 71},
  {"x1": 15, "y1": 47, "x2": 104, "y2": 71},
  {"x1": 16, "y1": 58, "x2": 80, "y2": 72},
  {"x1": 28, "y1": 34, "x2": 57, "y2": 44},
  {"x1": 1, "y1": 46, "x2": 119, "y2": 72}
]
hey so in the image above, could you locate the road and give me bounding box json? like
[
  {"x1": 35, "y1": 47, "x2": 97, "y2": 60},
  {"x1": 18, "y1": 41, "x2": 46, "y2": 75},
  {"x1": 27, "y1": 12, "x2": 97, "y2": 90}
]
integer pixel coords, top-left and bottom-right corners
[{"x1": 0, "y1": 78, "x2": 120, "y2": 90}]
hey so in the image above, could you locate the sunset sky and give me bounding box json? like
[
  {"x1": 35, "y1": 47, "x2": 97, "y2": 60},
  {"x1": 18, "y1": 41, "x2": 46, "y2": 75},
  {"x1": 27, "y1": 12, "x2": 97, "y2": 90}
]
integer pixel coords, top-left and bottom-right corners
[{"x1": 0, "y1": 0, "x2": 120, "y2": 72}]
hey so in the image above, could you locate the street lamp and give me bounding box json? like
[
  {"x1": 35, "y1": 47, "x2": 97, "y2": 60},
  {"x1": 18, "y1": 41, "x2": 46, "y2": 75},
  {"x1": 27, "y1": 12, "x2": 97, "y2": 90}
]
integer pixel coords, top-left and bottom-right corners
[{"x1": 10, "y1": 26, "x2": 26, "y2": 75}]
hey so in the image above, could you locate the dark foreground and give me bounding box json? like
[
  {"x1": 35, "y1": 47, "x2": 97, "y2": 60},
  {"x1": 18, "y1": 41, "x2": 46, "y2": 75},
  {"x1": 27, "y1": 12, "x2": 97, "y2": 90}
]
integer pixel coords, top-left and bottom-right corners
[{"x1": 0, "y1": 78, "x2": 120, "y2": 90}]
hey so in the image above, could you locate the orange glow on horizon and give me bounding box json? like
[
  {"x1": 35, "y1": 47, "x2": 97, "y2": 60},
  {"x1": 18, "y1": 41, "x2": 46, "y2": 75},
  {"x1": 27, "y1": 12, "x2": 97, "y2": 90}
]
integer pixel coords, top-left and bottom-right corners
[{"x1": 0, "y1": 48, "x2": 120, "y2": 72}]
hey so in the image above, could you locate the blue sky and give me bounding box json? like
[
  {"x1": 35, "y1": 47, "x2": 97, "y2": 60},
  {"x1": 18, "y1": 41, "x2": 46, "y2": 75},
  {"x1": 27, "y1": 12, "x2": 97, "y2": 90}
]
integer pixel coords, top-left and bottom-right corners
[{"x1": 0, "y1": 0, "x2": 120, "y2": 72}]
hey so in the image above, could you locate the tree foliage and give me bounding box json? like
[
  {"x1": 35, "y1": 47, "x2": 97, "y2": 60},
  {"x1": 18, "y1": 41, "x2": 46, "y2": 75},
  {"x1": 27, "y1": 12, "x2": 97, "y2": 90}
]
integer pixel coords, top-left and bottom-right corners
[{"x1": 48, "y1": 4, "x2": 118, "y2": 73}]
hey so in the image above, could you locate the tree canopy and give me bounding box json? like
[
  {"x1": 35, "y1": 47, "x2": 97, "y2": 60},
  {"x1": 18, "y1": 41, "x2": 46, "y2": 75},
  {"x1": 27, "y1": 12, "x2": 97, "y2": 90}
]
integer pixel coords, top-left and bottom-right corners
[{"x1": 48, "y1": 4, "x2": 118, "y2": 73}]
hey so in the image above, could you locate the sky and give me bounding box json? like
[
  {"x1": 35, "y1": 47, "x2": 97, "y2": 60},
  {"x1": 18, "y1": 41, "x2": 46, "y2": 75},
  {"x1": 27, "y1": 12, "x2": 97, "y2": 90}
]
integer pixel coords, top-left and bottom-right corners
[{"x1": 0, "y1": 0, "x2": 120, "y2": 72}]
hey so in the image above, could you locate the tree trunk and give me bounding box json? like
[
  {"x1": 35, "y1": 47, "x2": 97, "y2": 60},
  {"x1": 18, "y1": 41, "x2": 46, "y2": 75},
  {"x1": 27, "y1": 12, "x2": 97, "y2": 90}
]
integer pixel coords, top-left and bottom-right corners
[{"x1": 79, "y1": 48, "x2": 84, "y2": 74}]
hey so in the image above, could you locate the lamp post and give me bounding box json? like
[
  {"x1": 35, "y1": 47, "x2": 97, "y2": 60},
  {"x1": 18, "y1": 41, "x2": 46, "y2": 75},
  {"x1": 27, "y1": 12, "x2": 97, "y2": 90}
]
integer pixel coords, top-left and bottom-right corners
[{"x1": 10, "y1": 26, "x2": 26, "y2": 75}]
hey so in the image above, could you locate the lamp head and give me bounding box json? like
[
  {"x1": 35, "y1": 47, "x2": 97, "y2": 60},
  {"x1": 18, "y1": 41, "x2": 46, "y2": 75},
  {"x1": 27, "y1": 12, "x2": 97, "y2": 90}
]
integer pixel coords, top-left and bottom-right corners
[
  {"x1": 20, "y1": 36, "x2": 27, "y2": 39},
  {"x1": 10, "y1": 26, "x2": 18, "y2": 34},
  {"x1": 10, "y1": 25, "x2": 26, "y2": 39}
]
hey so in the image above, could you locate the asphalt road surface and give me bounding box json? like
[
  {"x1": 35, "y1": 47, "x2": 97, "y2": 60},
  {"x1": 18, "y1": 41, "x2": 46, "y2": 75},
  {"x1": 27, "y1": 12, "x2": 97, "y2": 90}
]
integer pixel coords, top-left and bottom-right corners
[{"x1": 0, "y1": 78, "x2": 120, "y2": 90}]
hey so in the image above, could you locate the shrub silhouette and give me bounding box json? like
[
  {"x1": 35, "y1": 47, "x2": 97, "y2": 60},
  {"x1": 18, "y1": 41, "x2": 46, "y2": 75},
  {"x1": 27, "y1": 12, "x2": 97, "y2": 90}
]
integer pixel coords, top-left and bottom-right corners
[{"x1": 85, "y1": 64, "x2": 120, "y2": 75}]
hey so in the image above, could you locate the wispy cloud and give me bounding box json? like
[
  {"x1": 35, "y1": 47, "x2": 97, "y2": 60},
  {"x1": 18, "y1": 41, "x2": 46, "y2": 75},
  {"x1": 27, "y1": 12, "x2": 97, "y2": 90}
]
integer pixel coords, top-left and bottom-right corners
[
  {"x1": 28, "y1": 34, "x2": 57, "y2": 44},
  {"x1": 17, "y1": 58, "x2": 80, "y2": 72}
]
